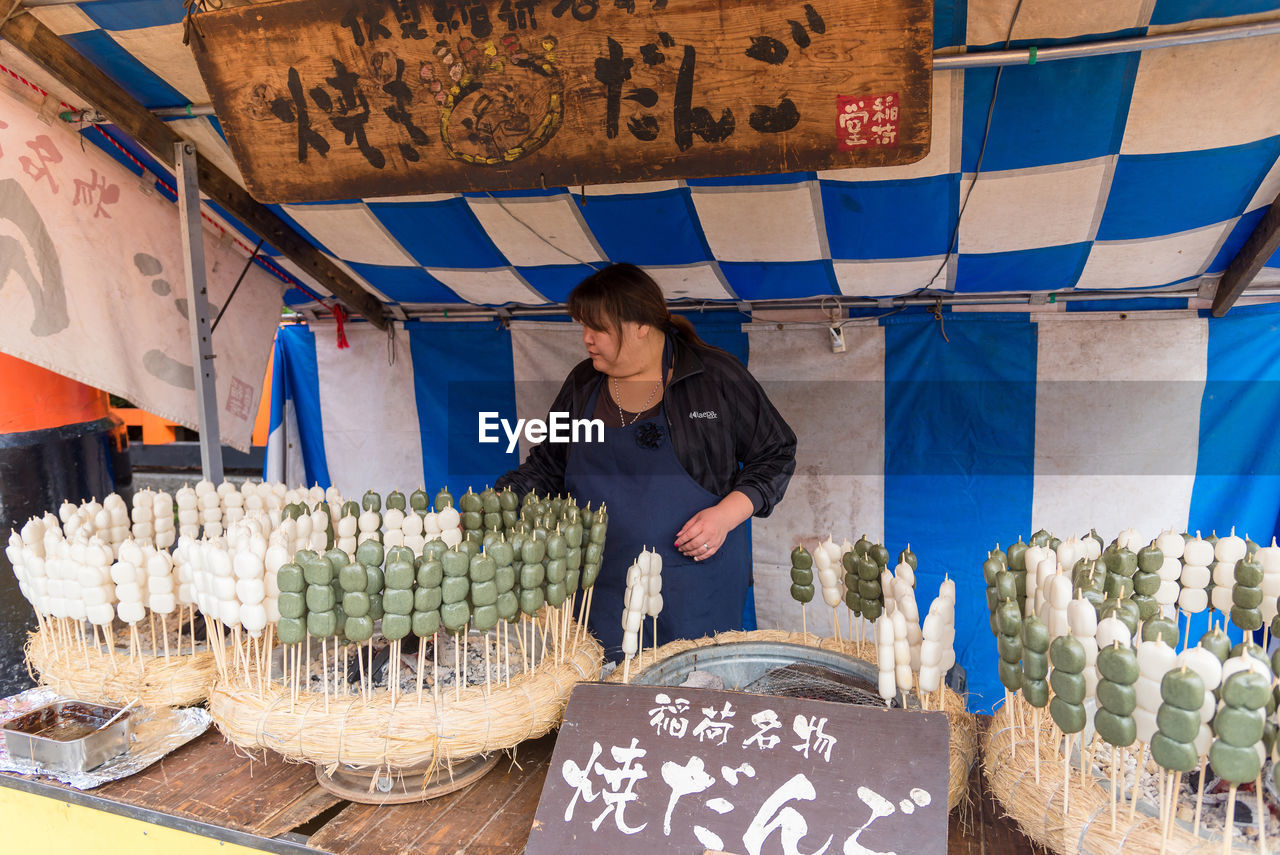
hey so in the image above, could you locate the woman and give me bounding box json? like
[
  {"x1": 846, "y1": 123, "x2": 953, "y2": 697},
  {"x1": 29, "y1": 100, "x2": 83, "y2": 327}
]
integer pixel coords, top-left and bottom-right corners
[{"x1": 497, "y1": 263, "x2": 796, "y2": 657}]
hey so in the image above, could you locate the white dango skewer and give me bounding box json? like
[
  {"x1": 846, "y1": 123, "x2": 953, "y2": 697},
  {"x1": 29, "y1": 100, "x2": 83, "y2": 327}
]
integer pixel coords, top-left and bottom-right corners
[
  {"x1": 890, "y1": 573, "x2": 921, "y2": 675},
  {"x1": 103, "y1": 494, "x2": 129, "y2": 551},
  {"x1": 383, "y1": 505, "x2": 406, "y2": 548},
  {"x1": 400, "y1": 506, "x2": 425, "y2": 554},
  {"x1": 82, "y1": 537, "x2": 116, "y2": 659},
  {"x1": 918, "y1": 579, "x2": 956, "y2": 709},
  {"x1": 1033, "y1": 554, "x2": 1057, "y2": 620},
  {"x1": 1174, "y1": 644, "x2": 1221, "y2": 825},
  {"x1": 310, "y1": 505, "x2": 331, "y2": 554},
  {"x1": 197, "y1": 480, "x2": 222, "y2": 538},
  {"x1": 1261, "y1": 537, "x2": 1280, "y2": 627},
  {"x1": 881, "y1": 567, "x2": 897, "y2": 620},
  {"x1": 1022, "y1": 544, "x2": 1045, "y2": 618},
  {"x1": 357, "y1": 506, "x2": 381, "y2": 545},
  {"x1": 1215, "y1": 527, "x2": 1248, "y2": 565},
  {"x1": 208, "y1": 540, "x2": 240, "y2": 662},
  {"x1": 620, "y1": 553, "x2": 649, "y2": 682},
  {"x1": 322, "y1": 485, "x2": 342, "y2": 512},
  {"x1": 437, "y1": 506, "x2": 463, "y2": 548},
  {"x1": 1178, "y1": 532, "x2": 1212, "y2": 618},
  {"x1": 243, "y1": 481, "x2": 266, "y2": 516},
  {"x1": 174, "y1": 536, "x2": 199, "y2": 654},
  {"x1": 891, "y1": 610, "x2": 913, "y2": 698},
  {"x1": 1096, "y1": 614, "x2": 1132, "y2": 649},
  {"x1": 1042, "y1": 570, "x2": 1072, "y2": 641},
  {"x1": 292, "y1": 509, "x2": 312, "y2": 554},
  {"x1": 131, "y1": 488, "x2": 155, "y2": 545},
  {"x1": 1116, "y1": 527, "x2": 1144, "y2": 553},
  {"x1": 234, "y1": 537, "x2": 268, "y2": 647},
  {"x1": 1154, "y1": 540, "x2": 1182, "y2": 612},
  {"x1": 644, "y1": 549, "x2": 663, "y2": 654},
  {"x1": 112, "y1": 540, "x2": 147, "y2": 658},
  {"x1": 1131, "y1": 637, "x2": 1177, "y2": 814},
  {"x1": 875, "y1": 613, "x2": 896, "y2": 702},
  {"x1": 176, "y1": 485, "x2": 200, "y2": 539},
  {"x1": 1068, "y1": 595, "x2": 1099, "y2": 702},
  {"x1": 145, "y1": 547, "x2": 177, "y2": 658},
  {"x1": 222, "y1": 484, "x2": 245, "y2": 527},
  {"x1": 1210, "y1": 552, "x2": 1236, "y2": 616},
  {"x1": 153, "y1": 491, "x2": 176, "y2": 550}
]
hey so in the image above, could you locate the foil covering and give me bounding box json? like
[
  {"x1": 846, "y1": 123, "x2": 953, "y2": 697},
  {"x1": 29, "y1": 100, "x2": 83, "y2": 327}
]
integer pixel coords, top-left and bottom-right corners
[{"x1": 0, "y1": 688, "x2": 211, "y2": 790}]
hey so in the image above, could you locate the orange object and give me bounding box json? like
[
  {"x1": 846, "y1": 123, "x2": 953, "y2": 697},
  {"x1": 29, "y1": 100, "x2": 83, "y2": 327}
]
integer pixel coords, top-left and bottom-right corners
[
  {"x1": 0, "y1": 354, "x2": 109, "y2": 434},
  {"x1": 111, "y1": 407, "x2": 178, "y2": 444},
  {"x1": 110, "y1": 347, "x2": 273, "y2": 446}
]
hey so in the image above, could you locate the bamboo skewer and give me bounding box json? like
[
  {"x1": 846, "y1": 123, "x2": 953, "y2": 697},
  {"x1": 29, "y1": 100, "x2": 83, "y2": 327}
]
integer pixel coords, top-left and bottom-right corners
[
  {"x1": 1032, "y1": 707, "x2": 1040, "y2": 784},
  {"x1": 1129, "y1": 742, "x2": 1148, "y2": 823},
  {"x1": 1194, "y1": 756, "x2": 1208, "y2": 835},
  {"x1": 416, "y1": 637, "x2": 426, "y2": 705},
  {"x1": 356, "y1": 642, "x2": 367, "y2": 702},
  {"x1": 1223, "y1": 785, "x2": 1237, "y2": 855},
  {"x1": 1255, "y1": 773, "x2": 1266, "y2": 855},
  {"x1": 1062, "y1": 734, "x2": 1071, "y2": 815},
  {"x1": 484, "y1": 635, "x2": 491, "y2": 696},
  {"x1": 1111, "y1": 746, "x2": 1119, "y2": 831}
]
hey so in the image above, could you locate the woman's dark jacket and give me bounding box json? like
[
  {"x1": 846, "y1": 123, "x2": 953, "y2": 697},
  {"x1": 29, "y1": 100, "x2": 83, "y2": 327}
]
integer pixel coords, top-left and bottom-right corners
[{"x1": 496, "y1": 333, "x2": 796, "y2": 517}]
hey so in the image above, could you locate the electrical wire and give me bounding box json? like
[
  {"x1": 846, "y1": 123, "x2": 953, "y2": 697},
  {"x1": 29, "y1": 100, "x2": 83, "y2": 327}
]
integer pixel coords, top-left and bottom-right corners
[
  {"x1": 842, "y1": 0, "x2": 1029, "y2": 326},
  {"x1": 482, "y1": 191, "x2": 606, "y2": 272}
]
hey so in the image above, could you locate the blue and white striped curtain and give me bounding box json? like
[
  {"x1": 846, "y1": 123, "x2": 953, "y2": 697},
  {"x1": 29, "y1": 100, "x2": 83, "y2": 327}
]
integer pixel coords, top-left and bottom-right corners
[{"x1": 268, "y1": 304, "x2": 1280, "y2": 711}]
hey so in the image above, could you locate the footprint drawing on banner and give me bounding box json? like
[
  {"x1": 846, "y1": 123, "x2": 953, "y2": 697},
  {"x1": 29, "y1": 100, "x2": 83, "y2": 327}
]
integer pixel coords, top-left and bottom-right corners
[
  {"x1": 0, "y1": 178, "x2": 69, "y2": 336},
  {"x1": 135, "y1": 251, "x2": 195, "y2": 390}
]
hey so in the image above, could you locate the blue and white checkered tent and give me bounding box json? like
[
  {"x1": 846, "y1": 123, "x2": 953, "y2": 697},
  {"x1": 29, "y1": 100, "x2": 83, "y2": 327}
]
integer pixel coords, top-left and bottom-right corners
[{"x1": 8, "y1": 0, "x2": 1280, "y2": 711}]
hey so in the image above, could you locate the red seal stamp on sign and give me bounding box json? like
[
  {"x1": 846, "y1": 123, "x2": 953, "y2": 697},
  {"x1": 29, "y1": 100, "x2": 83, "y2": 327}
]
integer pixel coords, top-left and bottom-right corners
[{"x1": 837, "y1": 93, "x2": 899, "y2": 149}]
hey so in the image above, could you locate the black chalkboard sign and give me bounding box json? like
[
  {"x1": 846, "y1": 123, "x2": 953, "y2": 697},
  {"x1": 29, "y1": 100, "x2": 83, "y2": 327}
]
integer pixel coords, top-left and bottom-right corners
[{"x1": 527, "y1": 682, "x2": 949, "y2": 855}]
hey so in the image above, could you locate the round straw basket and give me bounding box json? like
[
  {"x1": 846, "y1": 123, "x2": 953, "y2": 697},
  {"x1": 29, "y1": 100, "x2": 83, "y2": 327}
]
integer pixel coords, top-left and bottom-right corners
[
  {"x1": 26, "y1": 626, "x2": 218, "y2": 708},
  {"x1": 984, "y1": 692, "x2": 1239, "y2": 855},
  {"x1": 608, "y1": 628, "x2": 977, "y2": 813},
  {"x1": 208, "y1": 627, "x2": 604, "y2": 770}
]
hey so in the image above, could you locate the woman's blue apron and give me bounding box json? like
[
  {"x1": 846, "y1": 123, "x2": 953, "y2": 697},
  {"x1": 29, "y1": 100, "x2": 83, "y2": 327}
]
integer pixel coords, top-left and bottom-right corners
[{"x1": 565, "y1": 378, "x2": 750, "y2": 659}]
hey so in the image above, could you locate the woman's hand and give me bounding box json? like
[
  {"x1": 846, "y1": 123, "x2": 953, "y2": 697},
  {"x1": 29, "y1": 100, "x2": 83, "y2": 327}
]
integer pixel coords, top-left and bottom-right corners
[{"x1": 675, "y1": 491, "x2": 754, "y2": 561}]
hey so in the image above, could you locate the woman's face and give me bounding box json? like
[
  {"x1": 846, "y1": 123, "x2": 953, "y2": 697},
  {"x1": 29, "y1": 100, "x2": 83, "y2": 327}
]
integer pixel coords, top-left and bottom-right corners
[{"x1": 582, "y1": 320, "x2": 648, "y2": 375}]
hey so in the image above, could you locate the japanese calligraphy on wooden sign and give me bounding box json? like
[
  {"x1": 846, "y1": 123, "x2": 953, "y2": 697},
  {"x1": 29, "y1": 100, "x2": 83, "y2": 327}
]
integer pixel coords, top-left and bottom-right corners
[
  {"x1": 188, "y1": 0, "x2": 932, "y2": 202},
  {"x1": 527, "y1": 683, "x2": 949, "y2": 855}
]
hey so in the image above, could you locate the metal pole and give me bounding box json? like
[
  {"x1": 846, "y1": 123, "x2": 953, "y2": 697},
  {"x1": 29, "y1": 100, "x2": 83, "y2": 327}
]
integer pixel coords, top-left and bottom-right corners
[
  {"x1": 934, "y1": 19, "x2": 1280, "y2": 69},
  {"x1": 174, "y1": 140, "x2": 224, "y2": 484}
]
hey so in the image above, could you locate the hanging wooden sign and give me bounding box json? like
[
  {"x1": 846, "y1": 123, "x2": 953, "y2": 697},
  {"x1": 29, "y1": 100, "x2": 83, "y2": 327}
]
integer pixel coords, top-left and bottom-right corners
[
  {"x1": 526, "y1": 682, "x2": 950, "y2": 855},
  {"x1": 188, "y1": 0, "x2": 932, "y2": 203}
]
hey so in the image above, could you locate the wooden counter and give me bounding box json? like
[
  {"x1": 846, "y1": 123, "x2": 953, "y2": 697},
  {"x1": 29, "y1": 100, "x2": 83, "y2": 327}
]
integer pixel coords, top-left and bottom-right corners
[{"x1": 0, "y1": 719, "x2": 1042, "y2": 854}]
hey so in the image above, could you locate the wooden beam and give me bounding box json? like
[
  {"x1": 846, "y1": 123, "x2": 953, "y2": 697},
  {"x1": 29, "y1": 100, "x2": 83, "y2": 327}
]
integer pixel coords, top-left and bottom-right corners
[
  {"x1": 1212, "y1": 192, "x2": 1280, "y2": 317},
  {"x1": 0, "y1": 11, "x2": 387, "y2": 329}
]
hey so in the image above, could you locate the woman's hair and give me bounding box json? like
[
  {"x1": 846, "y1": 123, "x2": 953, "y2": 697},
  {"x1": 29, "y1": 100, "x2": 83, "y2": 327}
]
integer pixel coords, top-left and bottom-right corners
[{"x1": 567, "y1": 263, "x2": 708, "y2": 346}]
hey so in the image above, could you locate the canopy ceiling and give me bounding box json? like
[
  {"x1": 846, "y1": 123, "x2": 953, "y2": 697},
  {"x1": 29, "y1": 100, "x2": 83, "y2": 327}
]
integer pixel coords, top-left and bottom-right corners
[{"x1": 6, "y1": 0, "x2": 1280, "y2": 316}]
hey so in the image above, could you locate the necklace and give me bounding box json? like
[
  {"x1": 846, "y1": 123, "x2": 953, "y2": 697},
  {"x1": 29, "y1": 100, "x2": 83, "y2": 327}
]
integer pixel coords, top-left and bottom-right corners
[{"x1": 612, "y1": 375, "x2": 661, "y2": 427}]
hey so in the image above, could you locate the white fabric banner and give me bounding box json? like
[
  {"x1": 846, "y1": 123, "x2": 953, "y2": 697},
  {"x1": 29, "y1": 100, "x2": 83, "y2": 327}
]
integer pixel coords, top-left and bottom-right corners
[
  {"x1": 509, "y1": 321, "x2": 588, "y2": 459},
  {"x1": 747, "y1": 323, "x2": 887, "y2": 634},
  {"x1": 312, "y1": 322, "x2": 421, "y2": 498},
  {"x1": 1031, "y1": 313, "x2": 1208, "y2": 543},
  {"x1": 0, "y1": 83, "x2": 282, "y2": 450}
]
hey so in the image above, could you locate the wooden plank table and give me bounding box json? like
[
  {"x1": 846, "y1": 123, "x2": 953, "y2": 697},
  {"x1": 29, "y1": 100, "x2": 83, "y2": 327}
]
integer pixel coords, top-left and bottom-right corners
[{"x1": 0, "y1": 717, "x2": 1043, "y2": 854}]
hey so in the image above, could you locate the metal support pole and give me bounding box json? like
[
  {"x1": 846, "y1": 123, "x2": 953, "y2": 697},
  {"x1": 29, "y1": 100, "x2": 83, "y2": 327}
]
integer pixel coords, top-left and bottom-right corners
[{"x1": 174, "y1": 140, "x2": 224, "y2": 484}]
